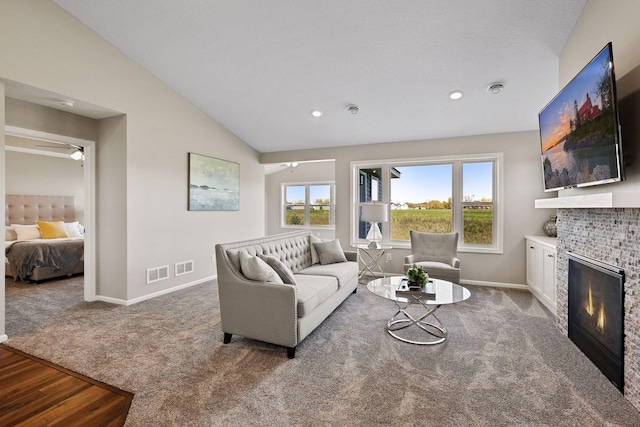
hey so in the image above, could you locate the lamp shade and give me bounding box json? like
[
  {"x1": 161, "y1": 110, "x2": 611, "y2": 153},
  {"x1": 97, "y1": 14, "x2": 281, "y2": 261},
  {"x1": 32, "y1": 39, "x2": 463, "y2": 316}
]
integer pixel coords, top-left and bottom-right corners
[{"x1": 361, "y1": 203, "x2": 388, "y2": 223}]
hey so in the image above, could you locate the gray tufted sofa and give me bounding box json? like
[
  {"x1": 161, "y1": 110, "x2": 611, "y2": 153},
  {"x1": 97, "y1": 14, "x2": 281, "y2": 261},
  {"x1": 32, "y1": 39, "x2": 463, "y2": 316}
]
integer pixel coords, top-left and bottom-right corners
[{"x1": 215, "y1": 230, "x2": 358, "y2": 358}]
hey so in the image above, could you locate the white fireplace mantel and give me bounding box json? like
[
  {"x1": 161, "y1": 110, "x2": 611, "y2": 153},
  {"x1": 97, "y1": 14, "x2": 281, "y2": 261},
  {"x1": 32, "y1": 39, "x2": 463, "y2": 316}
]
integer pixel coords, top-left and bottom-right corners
[{"x1": 535, "y1": 192, "x2": 640, "y2": 209}]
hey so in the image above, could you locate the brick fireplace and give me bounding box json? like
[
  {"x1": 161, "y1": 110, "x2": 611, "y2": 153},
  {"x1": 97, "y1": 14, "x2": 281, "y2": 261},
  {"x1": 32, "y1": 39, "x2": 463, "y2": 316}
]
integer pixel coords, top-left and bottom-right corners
[{"x1": 556, "y1": 208, "x2": 640, "y2": 411}]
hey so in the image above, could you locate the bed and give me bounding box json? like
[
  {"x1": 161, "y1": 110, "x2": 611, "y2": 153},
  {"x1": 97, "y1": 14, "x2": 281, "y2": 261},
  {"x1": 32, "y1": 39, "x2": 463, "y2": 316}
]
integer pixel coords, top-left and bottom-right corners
[{"x1": 5, "y1": 195, "x2": 84, "y2": 282}]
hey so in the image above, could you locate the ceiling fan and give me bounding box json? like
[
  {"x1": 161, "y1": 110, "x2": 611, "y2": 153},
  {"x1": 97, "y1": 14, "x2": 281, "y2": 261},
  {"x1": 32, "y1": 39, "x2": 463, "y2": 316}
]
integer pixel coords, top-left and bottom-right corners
[{"x1": 34, "y1": 143, "x2": 84, "y2": 160}]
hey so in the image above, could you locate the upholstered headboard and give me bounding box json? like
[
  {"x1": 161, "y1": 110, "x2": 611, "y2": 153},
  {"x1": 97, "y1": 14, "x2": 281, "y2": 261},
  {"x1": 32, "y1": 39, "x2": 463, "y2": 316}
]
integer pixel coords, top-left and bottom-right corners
[{"x1": 5, "y1": 195, "x2": 76, "y2": 225}]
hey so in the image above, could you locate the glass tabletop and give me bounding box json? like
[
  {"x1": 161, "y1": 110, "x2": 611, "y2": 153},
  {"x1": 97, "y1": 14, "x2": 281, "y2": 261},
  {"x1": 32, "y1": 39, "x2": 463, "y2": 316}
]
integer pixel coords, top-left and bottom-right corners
[{"x1": 367, "y1": 276, "x2": 470, "y2": 305}]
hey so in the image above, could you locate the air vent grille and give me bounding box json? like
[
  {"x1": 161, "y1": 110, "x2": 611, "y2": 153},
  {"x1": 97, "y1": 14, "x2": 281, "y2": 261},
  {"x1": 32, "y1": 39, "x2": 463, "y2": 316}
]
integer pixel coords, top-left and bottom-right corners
[
  {"x1": 175, "y1": 260, "x2": 194, "y2": 277},
  {"x1": 147, "y1": 265, "x2": 170, "y2": 284}
]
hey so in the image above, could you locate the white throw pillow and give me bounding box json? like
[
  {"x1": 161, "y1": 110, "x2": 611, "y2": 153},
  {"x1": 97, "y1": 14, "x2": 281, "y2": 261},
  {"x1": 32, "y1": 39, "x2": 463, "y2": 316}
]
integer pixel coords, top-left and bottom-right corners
[
  {"x1": 64, "y1": 221, "x2": 84, "y2": 238},
  {"x1": 10, "y1": 224, "x2": 41, "y2": 240},
  {"x1": 239, "y1": 251, "x2": 284, "y2": 284},
  {"x1": 5, "y1": 226, "x2": 17, "y2": 241}
]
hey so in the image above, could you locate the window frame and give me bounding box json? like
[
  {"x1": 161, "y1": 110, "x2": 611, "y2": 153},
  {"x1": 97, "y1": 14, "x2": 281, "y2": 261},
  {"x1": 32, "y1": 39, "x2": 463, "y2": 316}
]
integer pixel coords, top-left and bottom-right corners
[
  {"x1": 281, "y1": 181, "x2": 336, "y2": 229},
  {"x1": 350, "y1": 154, "x2": 503, "y2": 254}
]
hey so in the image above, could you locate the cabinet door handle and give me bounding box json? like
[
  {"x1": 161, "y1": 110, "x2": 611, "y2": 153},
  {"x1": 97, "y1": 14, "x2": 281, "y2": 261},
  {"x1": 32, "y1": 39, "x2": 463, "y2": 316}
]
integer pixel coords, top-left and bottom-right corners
[
  {"x1": 547, "y1": 254, "x2": 554, "y2": 258},
  {"x1": 530, "y1": 246, "x2": 534, "y2": 249}
]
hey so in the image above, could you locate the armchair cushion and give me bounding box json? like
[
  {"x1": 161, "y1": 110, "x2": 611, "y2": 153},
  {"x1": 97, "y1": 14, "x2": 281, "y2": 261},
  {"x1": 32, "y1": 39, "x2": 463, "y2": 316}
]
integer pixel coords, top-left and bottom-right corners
[
  {"x1": 409, "y1": 231, "x2": 459, "y2": 265},
  {"x1": 405, "y1": 231, "x2": 461, "y2": 284},
  {"x1": 403, "y1": 261, "x2": 460, "y2": 284},
  {"x1": 239, "y1": 251, "x2": 284, "y2": 284}
]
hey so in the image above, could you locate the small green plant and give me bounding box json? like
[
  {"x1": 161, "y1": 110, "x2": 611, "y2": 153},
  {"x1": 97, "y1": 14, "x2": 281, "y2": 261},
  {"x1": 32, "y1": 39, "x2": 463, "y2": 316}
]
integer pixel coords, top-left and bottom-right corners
[
  {"x1": 406, "y1": 264, "x2": 428, "y2": 289},
  {"x1": 289, "y1": 213, "x2": 302, "y2": 225}
]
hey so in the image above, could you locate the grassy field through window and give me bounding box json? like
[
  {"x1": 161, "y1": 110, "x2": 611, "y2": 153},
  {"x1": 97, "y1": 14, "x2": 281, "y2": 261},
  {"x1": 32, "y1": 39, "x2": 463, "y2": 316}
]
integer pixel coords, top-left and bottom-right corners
[
  {"x1": 285, "y1": 209, "x2": 330, "y2": 226},
  {"x1": 390, "y1": 209, "x2": 492, "y2": 244}
]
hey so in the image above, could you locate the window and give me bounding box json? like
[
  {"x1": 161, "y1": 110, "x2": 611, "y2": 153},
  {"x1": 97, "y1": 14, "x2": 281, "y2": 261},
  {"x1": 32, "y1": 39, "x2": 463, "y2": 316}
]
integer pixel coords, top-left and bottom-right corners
[
  {"x1": 390, "y1": 164, "x2": 452, "y2": 241},
  {"x1": 462, "y1": 162, "x2": 494, "y2": 245},
  {"x1": 352, "y1": 154, "x2": 502, "y2": 253},
  {"x1": 282, "y1": 182, "x2": 335, "y2": 228}
]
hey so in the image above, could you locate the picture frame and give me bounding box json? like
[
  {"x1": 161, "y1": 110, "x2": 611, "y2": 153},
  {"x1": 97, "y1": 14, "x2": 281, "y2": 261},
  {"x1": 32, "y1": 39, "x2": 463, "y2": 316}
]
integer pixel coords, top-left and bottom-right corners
[{"x1": 188, "y1": 152, "x2": 239, "y2": 211}]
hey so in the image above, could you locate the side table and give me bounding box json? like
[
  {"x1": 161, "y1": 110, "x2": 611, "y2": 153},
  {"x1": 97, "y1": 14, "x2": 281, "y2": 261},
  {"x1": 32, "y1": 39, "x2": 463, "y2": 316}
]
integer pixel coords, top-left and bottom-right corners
[{"x1": 353, "y1": 244, "x2": 393, "y2": 281}]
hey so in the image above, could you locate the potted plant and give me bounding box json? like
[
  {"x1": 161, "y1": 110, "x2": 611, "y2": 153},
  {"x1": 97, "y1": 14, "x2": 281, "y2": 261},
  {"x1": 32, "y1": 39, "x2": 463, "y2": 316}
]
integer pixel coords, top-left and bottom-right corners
[{"x1": 406, "y1": 264, "x2": 428, "y2": 290}]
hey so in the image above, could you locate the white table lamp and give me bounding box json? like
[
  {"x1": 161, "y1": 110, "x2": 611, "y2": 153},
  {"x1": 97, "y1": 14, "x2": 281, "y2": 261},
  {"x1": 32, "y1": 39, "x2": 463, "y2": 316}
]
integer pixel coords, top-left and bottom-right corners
[{"x1": 361, "y1": 203, "x2": 388, "y2": 248}]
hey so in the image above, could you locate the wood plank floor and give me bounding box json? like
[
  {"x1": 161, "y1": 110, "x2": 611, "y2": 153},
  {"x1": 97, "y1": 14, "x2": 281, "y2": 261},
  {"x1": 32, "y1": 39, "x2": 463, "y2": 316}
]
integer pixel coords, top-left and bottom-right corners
[{"x1": 0, "y1": 344, "x2": 133, "y2": 426}]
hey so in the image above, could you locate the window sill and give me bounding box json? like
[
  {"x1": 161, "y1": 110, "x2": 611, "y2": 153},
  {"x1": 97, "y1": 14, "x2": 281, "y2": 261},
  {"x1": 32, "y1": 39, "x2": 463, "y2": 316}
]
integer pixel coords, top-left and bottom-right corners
[
  {"x1": 355, "y1": 240, "x2": 502, "y2": 254},
  {"x1": 282, "y1": 225, "x2": 335, "y2": 231}
]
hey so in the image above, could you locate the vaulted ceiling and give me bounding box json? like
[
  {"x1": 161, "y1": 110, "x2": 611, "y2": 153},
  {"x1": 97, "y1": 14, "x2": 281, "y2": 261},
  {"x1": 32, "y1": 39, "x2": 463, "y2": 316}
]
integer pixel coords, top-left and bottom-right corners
[{"x1": 50, "y1": 0, "x2": 586, "y2": 153}]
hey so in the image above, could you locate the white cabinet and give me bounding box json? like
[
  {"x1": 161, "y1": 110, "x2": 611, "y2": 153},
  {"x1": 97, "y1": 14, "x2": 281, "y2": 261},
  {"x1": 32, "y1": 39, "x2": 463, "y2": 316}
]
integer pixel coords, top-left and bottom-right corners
[{"x1": 525, "y1": 236, "x2": 557, "y2": 314}]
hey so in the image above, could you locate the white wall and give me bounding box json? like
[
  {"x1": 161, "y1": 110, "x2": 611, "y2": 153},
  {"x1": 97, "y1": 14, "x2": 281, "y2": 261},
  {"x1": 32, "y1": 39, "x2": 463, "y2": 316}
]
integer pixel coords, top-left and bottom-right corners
[
  {"x1": 559, "y1": 0, "x2": 640, "y2": 200},
  {"x1": 262, "y1": 130, "x2": 555, "y2": 285},
  {"x1": 0, "y1": 0, "x2": 265, "y2": 311},
  {"x1": 5, "y1": 147, "x2": 85, "y2": 223},
  {"x1": 265, "y1": 161, "x2": 336, "y2": 239}
]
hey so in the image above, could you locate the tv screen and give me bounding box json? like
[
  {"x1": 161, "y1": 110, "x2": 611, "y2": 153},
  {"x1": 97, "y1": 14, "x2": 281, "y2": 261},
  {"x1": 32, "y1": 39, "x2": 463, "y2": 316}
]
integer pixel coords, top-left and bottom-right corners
[{"x1": 538, "y1": 42, "x2": 624, "y2": 192}]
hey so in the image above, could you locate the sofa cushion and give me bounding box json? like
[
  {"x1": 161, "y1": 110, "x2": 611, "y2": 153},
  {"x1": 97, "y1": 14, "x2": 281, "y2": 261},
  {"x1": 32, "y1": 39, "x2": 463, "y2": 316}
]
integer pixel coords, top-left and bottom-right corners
[
  {"x1": 239, "y1": 251, "x2": 284, "y2": 284},
  {"x1": 294, "y1": 274, "x2": 338, "y2": 317},
  {"x1": 313, "y1": 240, "x2": 348, "y2": 265},
  {"x1": 297, "y1": 261, "x2": 358, "y2": 288},
  {"x1": 260, "y1": 255, "x2": 297, "y2": 285}
]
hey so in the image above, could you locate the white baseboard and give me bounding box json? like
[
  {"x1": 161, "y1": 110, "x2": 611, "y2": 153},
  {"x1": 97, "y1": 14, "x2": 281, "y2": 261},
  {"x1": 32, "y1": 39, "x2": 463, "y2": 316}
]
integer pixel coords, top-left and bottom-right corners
[
  {"x1": 461, "y1": 279, "x2": 529, "y2": 290},
  {"x1": 0, "y1": 334, "x2": 8, "y2": 343},
  {"x1": 95, "y1": 275, "x2": 216, "y2": 306}
]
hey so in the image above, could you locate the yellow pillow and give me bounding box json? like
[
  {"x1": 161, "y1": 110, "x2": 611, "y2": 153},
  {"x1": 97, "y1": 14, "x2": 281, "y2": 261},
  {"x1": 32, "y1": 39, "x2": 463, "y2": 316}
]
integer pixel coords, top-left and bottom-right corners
[{"x1": 36, "y1": 221, "x2": 70, "y2": 239}]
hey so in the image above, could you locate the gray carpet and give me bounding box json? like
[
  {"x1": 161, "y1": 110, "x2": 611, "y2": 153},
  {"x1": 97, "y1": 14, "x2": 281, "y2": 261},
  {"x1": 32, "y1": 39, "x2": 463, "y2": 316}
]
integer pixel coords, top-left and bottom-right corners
[{"x1": 5, "y1": 276, "x2": 640, "y2": 426}]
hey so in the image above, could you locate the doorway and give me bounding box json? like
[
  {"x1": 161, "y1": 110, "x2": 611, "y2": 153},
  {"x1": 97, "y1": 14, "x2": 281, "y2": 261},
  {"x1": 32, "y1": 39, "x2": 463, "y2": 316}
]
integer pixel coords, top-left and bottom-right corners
[{"x1": 4, "y1": 126, "x2": 96, "y2": 301}]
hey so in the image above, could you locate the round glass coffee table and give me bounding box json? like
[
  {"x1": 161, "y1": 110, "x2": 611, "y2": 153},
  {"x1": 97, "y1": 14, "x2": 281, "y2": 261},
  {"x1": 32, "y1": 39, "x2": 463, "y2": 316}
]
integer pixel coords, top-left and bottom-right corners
[{"x1": 367, "y1": 276, "x2": 471, "y2": 345}]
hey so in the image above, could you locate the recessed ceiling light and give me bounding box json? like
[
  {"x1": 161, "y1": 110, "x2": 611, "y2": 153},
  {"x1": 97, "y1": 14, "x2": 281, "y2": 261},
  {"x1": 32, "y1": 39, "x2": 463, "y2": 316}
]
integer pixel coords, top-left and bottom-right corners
[
  {"x1": 311, "y1": 110, "x2": 322, "y2": 117},
  {"x1": 449, "y1": 90, "x2": 463, "y2": 100},
  {"x1": 59, "y1": 99, "x2": 74, "y2": 107},
  {"x1": 487, "y1": 82, "x2": 505, "y2": 94},
  {"x1": 347, "y1": 105, "x2": 359, "y2": 114}
]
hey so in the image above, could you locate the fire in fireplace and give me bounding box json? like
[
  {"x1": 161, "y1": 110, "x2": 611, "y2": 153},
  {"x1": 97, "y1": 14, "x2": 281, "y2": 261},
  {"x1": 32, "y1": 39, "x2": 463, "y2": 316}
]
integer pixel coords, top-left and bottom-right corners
[{"x1": 568, "y1": 252, "x2": 625, "y2": 392}]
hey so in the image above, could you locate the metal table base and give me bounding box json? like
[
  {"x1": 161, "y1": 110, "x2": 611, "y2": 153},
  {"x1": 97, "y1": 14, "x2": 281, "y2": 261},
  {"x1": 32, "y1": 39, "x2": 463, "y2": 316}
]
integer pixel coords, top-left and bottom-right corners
[{"x1": 387, "y1": 296, "x2": 447, "y2": 345}]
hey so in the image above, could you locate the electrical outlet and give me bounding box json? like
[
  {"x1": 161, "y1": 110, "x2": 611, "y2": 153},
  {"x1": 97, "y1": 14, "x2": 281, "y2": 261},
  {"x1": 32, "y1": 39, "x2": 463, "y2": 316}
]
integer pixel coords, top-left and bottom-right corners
[{"x1": 386, "y1": 252, "x2": 392, "y2": 262}]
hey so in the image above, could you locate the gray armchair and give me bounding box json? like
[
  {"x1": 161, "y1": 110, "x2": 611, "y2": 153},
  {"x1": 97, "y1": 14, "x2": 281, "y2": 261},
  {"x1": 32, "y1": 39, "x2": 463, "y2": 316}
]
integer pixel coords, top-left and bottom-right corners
[{"x1": 403, "y1": 231, "x2": 461, "y2": 284}]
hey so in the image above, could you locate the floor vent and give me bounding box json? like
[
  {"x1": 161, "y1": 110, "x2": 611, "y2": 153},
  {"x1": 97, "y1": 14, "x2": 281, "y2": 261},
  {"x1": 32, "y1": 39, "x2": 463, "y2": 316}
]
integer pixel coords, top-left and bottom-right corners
[
  {"x1": 146, "y1": 265, "x2": 170, "y2": 284},
  {"x1": 175, "y1": 260, "x2": 194, "y2": 277}
]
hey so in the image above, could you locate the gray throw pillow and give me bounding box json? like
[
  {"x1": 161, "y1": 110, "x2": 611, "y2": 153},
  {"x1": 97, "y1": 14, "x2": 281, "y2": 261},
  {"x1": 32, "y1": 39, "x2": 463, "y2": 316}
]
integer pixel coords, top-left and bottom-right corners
[
  {"x1": 313, "y1": 240, "x2": 348, "y2": 265},
  {"x1": 309, "y1": 234, "x2": 327, "y2": 265},
  {"x1": 260, "y1": 255, "x2": 297, "y2": 285},
  {"x1": 239, "y1": 251, "x2": 284, "y2": 284}
]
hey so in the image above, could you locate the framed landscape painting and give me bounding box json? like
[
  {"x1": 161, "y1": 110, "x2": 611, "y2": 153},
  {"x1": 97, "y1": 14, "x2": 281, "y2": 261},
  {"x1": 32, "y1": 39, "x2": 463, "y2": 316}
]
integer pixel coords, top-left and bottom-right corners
[{"x1": 188, "y1": 153, "x2": 239, "y2": 211}]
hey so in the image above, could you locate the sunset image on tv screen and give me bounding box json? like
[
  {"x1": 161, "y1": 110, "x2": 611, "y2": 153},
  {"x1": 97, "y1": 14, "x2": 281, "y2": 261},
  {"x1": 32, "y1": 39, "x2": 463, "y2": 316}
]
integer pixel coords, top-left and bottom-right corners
[{"x1": 538, "y1": 44, "x2": 620, "y2": 191}]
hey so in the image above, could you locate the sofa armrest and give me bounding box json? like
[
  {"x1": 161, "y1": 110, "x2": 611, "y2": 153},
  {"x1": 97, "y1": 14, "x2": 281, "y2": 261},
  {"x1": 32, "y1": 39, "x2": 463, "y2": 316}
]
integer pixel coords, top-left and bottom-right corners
[
  {"x1": 216, "y1": 244, "x2": 298, "y2": 348},
  {"x1": 452, "y1": 257, "x2": 461, "y2": 268},
  {"x1": 218, "y1": 278, "x2": 298, "y2": 348},
  {"x1": 344, "y1": 250, "x2": 358, "y2": 262},
  {"x1": 404, "y1": 254, "x2": 415, "y2": 264}
]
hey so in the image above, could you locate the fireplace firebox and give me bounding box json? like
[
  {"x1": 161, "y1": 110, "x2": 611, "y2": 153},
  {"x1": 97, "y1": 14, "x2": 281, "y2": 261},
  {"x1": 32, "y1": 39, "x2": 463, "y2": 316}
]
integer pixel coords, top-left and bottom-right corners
[{"x1": 568, "y1": 252, "x2": 625, "y2": 392}]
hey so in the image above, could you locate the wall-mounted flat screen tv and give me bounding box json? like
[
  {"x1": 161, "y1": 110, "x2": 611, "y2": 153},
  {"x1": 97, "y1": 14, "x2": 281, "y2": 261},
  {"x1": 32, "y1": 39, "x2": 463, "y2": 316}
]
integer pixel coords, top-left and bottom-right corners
[{"x1": 538, "y1": 42, "x2": 624, "y2": 192}]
